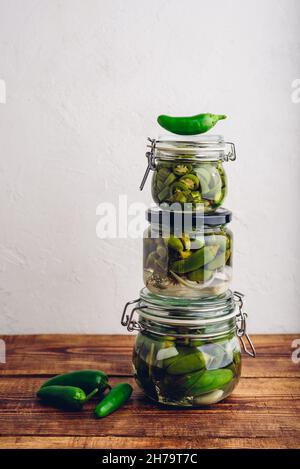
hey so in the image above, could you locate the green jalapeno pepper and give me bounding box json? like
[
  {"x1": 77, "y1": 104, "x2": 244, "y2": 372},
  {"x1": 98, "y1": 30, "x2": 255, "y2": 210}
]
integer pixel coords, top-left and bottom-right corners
[
  {"x1": 179, "y1": 174, "x2": 200, "y2": 190},
  {"x1": 172, "y1": 164, "x2": 192, "y2": 176},
  {"x1": 187, "y1": 268, "x2": 213, "y2": 282},
  {"x1": 181, "y1": 234, "x2": 191, "y2": 251},
  {"x1": 156, "y1": 179, "x2": 165, "y2": 192},
  {"x1": 152, "y1": 160, "x2": 226, "y2": 212},
  {"x1": 94, "y1": 383, "x2": 133, "y2": 418},
  {"x1": 37, "y1": 385, "x2": 98, "y2": 411},
  {"x1": 206, "y1": 252, "x2": 226, "y2": 271},
  {"x1": 188, "y1": 369, "x2": 233, "y2": 395},
  {"x1": 167, "y1": 236, "x2": 184, "y2": 252},
  {"x1": 164, "y1": 172, "x2": 177, "y2": 186},
  {"x1": 171, "y1": 191, "x2": 188, "y2": 203},
  {"x1": 188, "y1": 191, "x2": 202, "y2": 203},
  {"x1": 157, "y1": 185, "x2": 171, "y2": 202},
  {"x1": 170, "y1": 180, "x2": 190, "y2": 193},
  {"x1": 41, "y1": 369, "x2": 109, "y2": 395},
  {"x1": 157, "y1": 167, "x2": 171, "y2": 181},
  {"x1": 157, "y1": 113, "x2": 227, "y2": 135},
  {"x1": 164, "y1": 347, "x2": 206, "y2": 375},
  {"x1": 163, "y1": 369, "x2": 233, "y2": 399},
  {"x1": 133, "y1": 329, "x2": 241, "y2": 406},
  {"x1": 163, "y1": 371, "x2": 204, "y2": 398},
  {"x1": 171, "y1": 245, "x2": 218, "y2": 274}
]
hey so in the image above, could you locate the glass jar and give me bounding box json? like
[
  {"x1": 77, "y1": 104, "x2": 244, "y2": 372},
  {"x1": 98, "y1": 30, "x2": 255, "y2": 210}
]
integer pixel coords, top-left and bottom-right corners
[
  {"x1": 121, "y1": 290, "x2": 255, "y2": 407},
  {"x1": 143, "y1": 207, "x2": 233, "y2": 299},
  {"x1": 140, "y1": 136, "x2": 236, "y2": 212}
]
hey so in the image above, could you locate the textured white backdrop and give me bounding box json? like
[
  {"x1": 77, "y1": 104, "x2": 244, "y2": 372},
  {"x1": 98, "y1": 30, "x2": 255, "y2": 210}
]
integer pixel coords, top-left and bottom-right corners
[{"x1": 0, "y1": 0, "x2": 299, "y2": 334}]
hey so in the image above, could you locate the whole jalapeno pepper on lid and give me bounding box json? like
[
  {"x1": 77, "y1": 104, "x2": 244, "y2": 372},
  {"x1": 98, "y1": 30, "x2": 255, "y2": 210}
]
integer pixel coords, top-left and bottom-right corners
[
  {"x1": 157, "y1": 113, "x2": 227, "y2": 135},
  {"x1": 94, "y1": 383, "x2": 133, "y2": 418},
  {"x1": 41, "y1": 369, "x2": 109, "y2": 395},
  {"x1": 37, "y1": 385, "x2": 98, "y2": 411}
]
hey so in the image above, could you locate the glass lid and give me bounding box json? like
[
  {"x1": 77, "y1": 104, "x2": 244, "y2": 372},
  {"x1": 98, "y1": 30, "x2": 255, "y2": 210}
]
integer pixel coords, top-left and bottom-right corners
[
  {"x1": 121, "y1": 291, "x2": 256, "y2": 356},
  {"x1": 138, "y1": 287, "x2": 236, "y2": 326},
  {"x1": 154, "y1": 134, "x2": 225, "y2": 158},
  {"x1": 140, "y1": 136, "x2": 236, "y2": 190}
]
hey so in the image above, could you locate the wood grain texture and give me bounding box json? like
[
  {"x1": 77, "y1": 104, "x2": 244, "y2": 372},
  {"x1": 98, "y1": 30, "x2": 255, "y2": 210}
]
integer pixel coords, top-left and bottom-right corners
[{"x1": 0, "y1": 334, "x2": 299, "y2": 449}]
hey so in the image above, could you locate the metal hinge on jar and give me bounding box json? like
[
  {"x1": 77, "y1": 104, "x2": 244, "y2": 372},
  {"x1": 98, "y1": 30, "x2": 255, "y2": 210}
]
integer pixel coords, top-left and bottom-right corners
[
  {"x1": 234, "y1": 291, "x2": 256, "y2": 357},
  {"x1": 121, "y1": 298, "x2": 143, "y2": 332},
  {"x1": 223, "y1": 142, "x2": 236, "y2": 162},
  {"x1": 139, "y1": 138, "x2": 156, "y2": 190}
]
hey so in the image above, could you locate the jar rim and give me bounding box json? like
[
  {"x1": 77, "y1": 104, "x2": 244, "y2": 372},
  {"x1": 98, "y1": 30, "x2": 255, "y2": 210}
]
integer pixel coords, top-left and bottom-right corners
[
  {"x1": 153, "y1": 134, "x2": 226, "y2": 161},
  {"x1": 138, "y1": 288, "x2": 237, "y2": 326},
  {"x1": 156, "y1": 134, "x2": 225, "y2": 144}
]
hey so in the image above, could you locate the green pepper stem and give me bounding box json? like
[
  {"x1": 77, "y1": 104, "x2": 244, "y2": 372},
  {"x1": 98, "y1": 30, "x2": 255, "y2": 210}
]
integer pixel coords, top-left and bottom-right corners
[{"x1": 84, "y1": 387, "x2": 99, "y2": 403}]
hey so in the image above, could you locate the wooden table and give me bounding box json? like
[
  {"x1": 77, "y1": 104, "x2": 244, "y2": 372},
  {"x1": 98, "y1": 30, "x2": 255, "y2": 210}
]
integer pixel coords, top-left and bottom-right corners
[{"x1": 0, "y1": 334, "x2": 299, "y2": 449}]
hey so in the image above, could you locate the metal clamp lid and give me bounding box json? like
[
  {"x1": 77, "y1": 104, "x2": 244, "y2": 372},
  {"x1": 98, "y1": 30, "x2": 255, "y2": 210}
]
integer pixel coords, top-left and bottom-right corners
[
  {"x1": 139, "y1": 137, "x2": 236, "y2": 191},
  {"x1": 140, "y1": 138, "x2": 156, "y2": 190},
  {"x1": 121, "y1": 291, "x2": 256, "y2": 358},
  {"x1": 121, "y1": 298, "x2": 143, "y2": 332}
]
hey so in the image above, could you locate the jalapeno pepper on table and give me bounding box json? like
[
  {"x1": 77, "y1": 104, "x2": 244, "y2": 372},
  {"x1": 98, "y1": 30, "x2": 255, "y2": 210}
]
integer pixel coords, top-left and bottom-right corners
[
  {"x1": 94, "y1": 383, "x2": 133, "y2": 418},
  {"x1": 37, "y1": 369, "x2": 133, "y2": 417},
  {"x1": 37, "y1": 385, "x2": 98, "y2": 411},
  {"x1": 41, "y1": 369, "x2": 110, "y2": 395}
]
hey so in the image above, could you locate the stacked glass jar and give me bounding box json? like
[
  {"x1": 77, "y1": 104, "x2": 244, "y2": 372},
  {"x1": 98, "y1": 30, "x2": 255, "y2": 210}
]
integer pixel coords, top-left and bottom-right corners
[{"x1": 121, "y1": 135, "x2": 255, "y2": 406}]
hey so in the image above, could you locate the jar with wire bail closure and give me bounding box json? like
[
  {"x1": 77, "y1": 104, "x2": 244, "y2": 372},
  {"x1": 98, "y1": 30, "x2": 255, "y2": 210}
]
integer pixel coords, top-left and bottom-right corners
[
  {"x1": 140, "y1": 135, "x2": 236, "y2": 213},
  {"x1": 144, "y1": 207, "x2": 233, "y2": 299},
  {"x1": 121, "y1": 290, "x2": 255, "y2": 407}
]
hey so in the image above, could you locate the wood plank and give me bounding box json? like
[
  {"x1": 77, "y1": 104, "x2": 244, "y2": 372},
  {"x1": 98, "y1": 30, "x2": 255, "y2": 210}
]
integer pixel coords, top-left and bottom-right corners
[
  {"x1": 0, "y1": 334, "x2": 133, "y2": 376},
  {"x1": 0, "y1": 335, "x2": 299, "y2": 449},
  {"x1": 1, "y1": 376, "x2": 300, "y2": 400},
  {"x1": 0, "y1": 377, "x2": 299, "y2": 447},
  {"x1": 0, "y1": 436, "x2": 298, "y2": 449},
  {"x1": 0, "y1": 334, "x2": 299, "y2": 377}
]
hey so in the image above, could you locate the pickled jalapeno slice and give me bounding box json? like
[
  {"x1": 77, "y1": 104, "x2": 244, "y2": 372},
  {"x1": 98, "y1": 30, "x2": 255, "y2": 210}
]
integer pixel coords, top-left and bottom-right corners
[{"x1": 151, "y1": 160, "x2": 227, "y2": 212}]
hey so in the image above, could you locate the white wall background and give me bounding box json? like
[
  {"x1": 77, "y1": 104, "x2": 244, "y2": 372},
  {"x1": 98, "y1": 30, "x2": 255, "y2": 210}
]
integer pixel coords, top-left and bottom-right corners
[{"x1": 0, "y1": 0, "x2": 299, "y2": 334}]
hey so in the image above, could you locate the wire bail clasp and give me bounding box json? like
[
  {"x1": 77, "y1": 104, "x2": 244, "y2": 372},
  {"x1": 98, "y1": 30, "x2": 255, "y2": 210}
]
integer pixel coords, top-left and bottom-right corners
[
  {"x1": 139, "y1": 138, "x2": 157, "y2": 190},
  {"x1": 224, "y1": 142, "x2": 236, "y2": 161},
  {"x1": 121, "y1": 298, "x2": 143, "y2": 332},
  {"x1": 234, "y1": 291, "x2": 256, "y2": 358}
]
